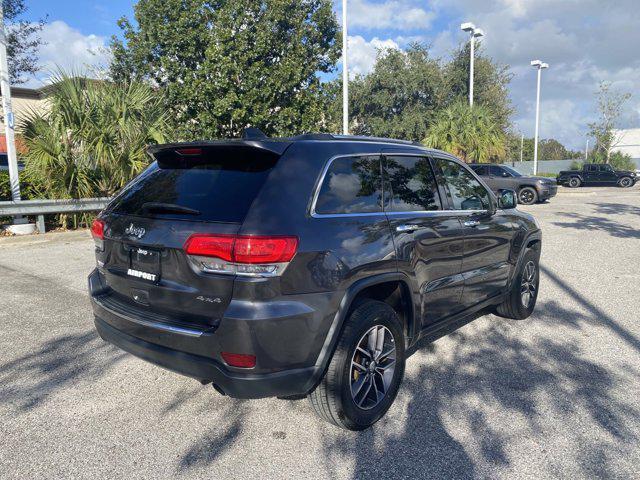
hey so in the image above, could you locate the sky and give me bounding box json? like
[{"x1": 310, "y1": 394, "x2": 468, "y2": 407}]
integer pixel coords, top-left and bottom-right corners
[{"x1": 20, "y1": 0, "x2": 640, "y2": 150}]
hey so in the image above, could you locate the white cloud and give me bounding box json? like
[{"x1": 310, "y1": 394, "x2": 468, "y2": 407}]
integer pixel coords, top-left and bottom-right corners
[
  {"x1": 347, "y1": 35, "x2": 399, "y2": 77},
  {"x1": 430, "y1": 0, "x2": 640, "y2": 150},
  {"x1": 346, "y1": 0, "x2": 435, "y2": 31},
  {"x1": 24, "y1": 20, "x2": 110, "y2": 87}
]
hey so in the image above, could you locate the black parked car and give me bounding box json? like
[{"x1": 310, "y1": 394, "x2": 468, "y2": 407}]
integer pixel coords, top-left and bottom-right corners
[
  {"x1": 469, "y1": 163, "x2": 557, "y2": 205},
  {"x1": 89, "y1": 133, "x2": 542, "y2": 430},
  {"x1": 557, "y1": 163, "x2": 638, "y2": 188}
]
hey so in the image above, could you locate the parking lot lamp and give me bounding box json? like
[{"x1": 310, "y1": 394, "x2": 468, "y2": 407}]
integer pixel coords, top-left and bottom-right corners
[
  {"x1": 0, "y1": 3, "x2": 21, "y2": 204},
  {"x1": 531, "y1": 60, "x2": 549, "y2": 175},
  {"x1": 461, "y1": 22, "x2": 484, "y2": 107},
  {"x1": 342, "y1": 0, "x2": 349, "y2": 135}
]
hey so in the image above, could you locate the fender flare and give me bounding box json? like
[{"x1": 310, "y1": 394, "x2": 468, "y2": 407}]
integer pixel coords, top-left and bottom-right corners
[
  {"x1": 304, "y1": 272, "x2": 413, "y2": 394},
  {"x1": 507, "y1": 230, "x2": 542, "y2": 289}
]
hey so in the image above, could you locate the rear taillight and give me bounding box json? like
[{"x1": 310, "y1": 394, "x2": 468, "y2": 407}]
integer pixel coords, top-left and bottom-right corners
[
  {"x1": 221, "y1": 352, "x2": 256, "y2": 368},
  {"x1": 183, "y1": 234, "x2": 298, "y2": 277},
  {"x1": 91, "y1": 218, "x2": 105, "y2": 239},
  {"x1": 91, "y1": 218, "x2": 105, "y2": 250}
]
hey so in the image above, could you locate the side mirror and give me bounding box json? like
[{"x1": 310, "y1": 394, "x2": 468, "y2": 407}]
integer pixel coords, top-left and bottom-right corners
[{"x1": 497, "y1": 189, "x2": 517, "y2": 209}]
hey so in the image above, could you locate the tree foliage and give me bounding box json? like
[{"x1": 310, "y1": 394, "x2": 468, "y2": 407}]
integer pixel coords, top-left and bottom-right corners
[
  {"x1": 110, "y1": 0, "x2": 340, "y2": 140},
  {"x1": 20, "y1": 72, "x2": 169, "y2": 207},
  {"x1": 444, "y1": 43, "x2": 513, "y2": 131},
  {"x1": 588, "y1": 81, "x2": 631, "y2": 163},
  {"x1": 506, "y1": 135, "x2": 581, "y2": 162},
  {"x1": 424, "y1": 101, "x2": 506, "y2": 163},
  {"x1": 346, "y1": 44, "x2": 448, "y2": 140},
  {"x1": 4, "y1": 0, "x2": 45, "y2": 84},
  {"x1": 338, "y1": 42, "x2": 513, "y2": 158}
]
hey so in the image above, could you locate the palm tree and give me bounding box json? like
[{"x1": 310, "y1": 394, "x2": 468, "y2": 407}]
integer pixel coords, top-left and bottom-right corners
[
  {"x1": 424, "y1": 101, "x2": 506, "y2": 163},
  {"x1": 20, "y1": 72, "x2": 169, "y2": 203}
]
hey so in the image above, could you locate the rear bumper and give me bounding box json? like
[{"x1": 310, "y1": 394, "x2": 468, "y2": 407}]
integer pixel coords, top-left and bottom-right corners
[
  {"x1": 89, "y1": 269, "x2": 334, "y2": 399},
  {"x1": 94, "y1": 316, "x2": 317, "y2": 398}
]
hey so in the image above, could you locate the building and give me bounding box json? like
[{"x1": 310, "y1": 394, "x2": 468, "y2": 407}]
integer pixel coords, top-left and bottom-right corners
[
  {"x1": 612, "y1": 128, "x2": 640, "y2": 159},
  {"x1": 0, "y1": 85, "x2": 51, "y2": 153}
]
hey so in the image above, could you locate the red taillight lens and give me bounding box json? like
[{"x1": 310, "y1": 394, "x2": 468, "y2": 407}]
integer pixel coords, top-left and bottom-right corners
[
  {"x1": 221, "y1": 352, "x2": 256, "y2": 368},
  {"x1": 183, "y1": 234, "x2": 297, "y2": 264},
  {"x1": 184, "y1": 234, "x2": 235, "y2": 261},
  {"x1": 234, "y1": 236, "x2": 298, "y2": 264},
  {"x1": 91, "y1": 219, "x2": 105, "y2": 240}
]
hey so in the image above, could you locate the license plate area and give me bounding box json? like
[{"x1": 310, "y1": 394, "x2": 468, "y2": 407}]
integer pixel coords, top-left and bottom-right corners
[{"x1": 127, "y1": 246, "x2": 161, "y2": 283}]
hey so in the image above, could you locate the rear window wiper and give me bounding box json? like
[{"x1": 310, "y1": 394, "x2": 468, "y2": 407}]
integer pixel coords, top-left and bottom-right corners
[{"x1": 141, "y1": 202, "x2": 201, "y2": 216}]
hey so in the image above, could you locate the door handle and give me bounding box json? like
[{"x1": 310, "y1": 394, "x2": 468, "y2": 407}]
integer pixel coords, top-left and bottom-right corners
[
  {"x1": 396, "y1": 224, "x2": 420, "y2": 233},
  {"x1": 463, "y1": 220, "x2": 480, "y2": 227}
]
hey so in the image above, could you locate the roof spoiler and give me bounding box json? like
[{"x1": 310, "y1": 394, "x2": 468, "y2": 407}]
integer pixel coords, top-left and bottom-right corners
[{"x1": 147, "y1": 138, "x2": 291, "y2": 158}]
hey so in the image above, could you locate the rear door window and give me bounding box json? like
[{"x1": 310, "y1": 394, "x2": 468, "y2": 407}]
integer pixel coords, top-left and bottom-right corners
[
  {"x1": 107, "y1": 146, "x2": 279, "y2": 223},
  {"x1": 314, "y1": 155, "x2": 383, "y2": 215},
  {"x1": 384, "y1": 156, "x2": 442, "y2": 212}
]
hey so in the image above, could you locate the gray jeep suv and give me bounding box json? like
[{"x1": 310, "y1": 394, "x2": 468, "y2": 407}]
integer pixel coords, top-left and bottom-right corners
[
  {"x1": 89, "y1": 133, "x2": 542, "y2": 430},
  {"x1": 470, "y1": 164, "x2": 557, "y2": 205}
]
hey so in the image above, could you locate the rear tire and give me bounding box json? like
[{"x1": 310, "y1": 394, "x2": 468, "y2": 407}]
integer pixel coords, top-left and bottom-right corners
[
  {"x1": 518, "y1": 187, "x2": 538, "y2": 205},
  {"x1": 309, "y1": 300, "x2": 405, "y2": 431},
  {"x1": 568, "y1": 177, "x2": 581, "y2": 188},
  {"x1": 618, "y1": 177, "x2": 633, "y2": 188},
  {"x1": 495, "y1": 249, "x2": 539, "y2": 320}
]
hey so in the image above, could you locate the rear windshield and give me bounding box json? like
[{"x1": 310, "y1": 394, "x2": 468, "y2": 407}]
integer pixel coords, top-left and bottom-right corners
[{"x1": 107, "y1": 146, "x2": 279, "y2": 223}]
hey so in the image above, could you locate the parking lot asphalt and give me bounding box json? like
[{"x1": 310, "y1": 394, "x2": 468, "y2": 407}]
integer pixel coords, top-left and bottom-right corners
[{"x1": 1, "y1": 186, "x2": 639, "y2": 480}]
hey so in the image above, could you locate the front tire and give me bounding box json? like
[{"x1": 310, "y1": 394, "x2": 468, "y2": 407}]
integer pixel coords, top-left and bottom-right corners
[
  {"x1": 309, "y1": 300, "x2": 405, "y2": 430},
  {"x1": 495, "y1": 249, "x2": 540, "y2": 320},
  {"x1": 518, "y1": 187, "x2": 538, "y2": 205},
  {"x1": 618, "y1": 177, "x2": 633, "y2": 188},
  {"x1": 568, "y1": 177, "x2": 581, "y2": 188}
]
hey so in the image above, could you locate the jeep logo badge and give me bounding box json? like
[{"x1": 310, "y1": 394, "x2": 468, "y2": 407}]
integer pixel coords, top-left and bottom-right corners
[{"x1": 125, "y1": 223, "x2": 146, "y2": 239}]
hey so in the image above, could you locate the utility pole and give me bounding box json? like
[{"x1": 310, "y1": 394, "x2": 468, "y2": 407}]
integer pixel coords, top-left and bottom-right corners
[
  {"x1": 0, "y1": 3, "x2": 22, "y2": 208},
  {"x1": 342, "y1": 0, "x2": 349, "y2": 135}
]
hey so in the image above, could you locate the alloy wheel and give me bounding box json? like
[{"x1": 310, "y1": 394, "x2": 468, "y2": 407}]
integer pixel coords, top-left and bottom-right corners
[
  {"x1": 520, "y1": 261, "x2": 537, "y2": 308},
  {"x1": 620, "y1": 177, "x2": 632, "y2": 188},
  {"x1": 350, "y1": 325, "x2": 396, "y2": 410},
  {"x1": 520, "y1": 189, "x2": 535, "y2": 205}
]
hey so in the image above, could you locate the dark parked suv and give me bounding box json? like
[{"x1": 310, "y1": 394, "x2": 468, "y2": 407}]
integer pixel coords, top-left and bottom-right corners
[
  {"x1": 89, "y1": 133, "x2": 542, "y2": 430},
  {"x1": 470, "y1": 164, "x2": 557, "y2": 205}
]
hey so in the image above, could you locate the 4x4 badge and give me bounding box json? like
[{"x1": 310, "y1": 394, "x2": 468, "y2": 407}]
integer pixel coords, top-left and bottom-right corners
[{"x1": 125, "y1": 223, "x2": 146, "y2": 239}]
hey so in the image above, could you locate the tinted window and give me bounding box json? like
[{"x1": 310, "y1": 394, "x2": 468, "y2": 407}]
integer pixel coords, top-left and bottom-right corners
[
  {"x1": 108, "y1": 147, "x2": 279, "y2": 223},
  {"x1": 599, "y1": 164, "x2": 613, "y2": 172},
  {"x1": 490, "y1": 166, "x2": 510, "y2": 177},
  {"x1": 385, "y1": 156, "x2": 441, "y2": 212},
  {"x1": 315, "y1": 156, "x2": 382, "y2": 215},
  {"x1": 588, "y1": 165, "x2": 598, "y2": 172},
  {"x1": 471, "y1": 165, "x2": 487, "y2": 176},
  {"x1": 435, "y1": 158, "x2": 491, "y2": 210}
]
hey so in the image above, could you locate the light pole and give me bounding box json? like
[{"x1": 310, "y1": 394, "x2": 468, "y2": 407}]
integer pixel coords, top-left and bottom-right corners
[
  {"x1": 585, "y1": 138, "x2": 589, "y2": 161},
  {"x1": 342, "y1": 0, "x2": 349, "y2": 135},
  {"x1": 531, "y1": 59, "x2": 549, "y2": 175},
  {"x1": 460, "y1": 22, "x2": 484, "y2": 107},
  {"x1": 0, "y1": 3, "x2": 21, "y2": 205}
]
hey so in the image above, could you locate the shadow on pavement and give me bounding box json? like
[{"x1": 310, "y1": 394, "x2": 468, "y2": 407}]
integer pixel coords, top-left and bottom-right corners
[
  {"x1": 551, "y1": 212, "x2": 640, "y2": 239},
  {"x1": 589, "y1": 202, "x2": 640, "y2": 217},
  {"x1": 0, "y1": 330, "x2": 126, "y2": 412}
]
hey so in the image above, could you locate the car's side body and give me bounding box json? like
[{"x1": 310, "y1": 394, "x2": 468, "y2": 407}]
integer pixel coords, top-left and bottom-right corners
[{"x1": 90, "y1": 137, "x2": 541, "y2": 400}]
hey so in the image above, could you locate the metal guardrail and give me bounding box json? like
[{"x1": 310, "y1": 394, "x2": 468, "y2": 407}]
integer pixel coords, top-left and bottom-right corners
[{"x1": 0, "y1": 197, "x2": 111, "y2": 233}]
